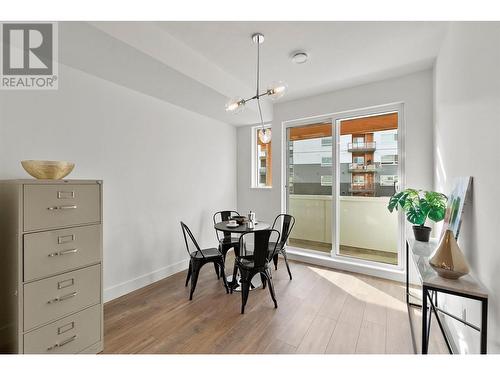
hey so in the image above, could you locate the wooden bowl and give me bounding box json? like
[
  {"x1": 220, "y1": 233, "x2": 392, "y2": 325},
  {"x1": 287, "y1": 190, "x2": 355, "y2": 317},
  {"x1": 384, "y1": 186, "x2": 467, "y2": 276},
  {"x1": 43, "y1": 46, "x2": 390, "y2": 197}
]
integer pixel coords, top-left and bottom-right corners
[{"x1": 21, "y1": 160, "x2": 75, "y2": 180}]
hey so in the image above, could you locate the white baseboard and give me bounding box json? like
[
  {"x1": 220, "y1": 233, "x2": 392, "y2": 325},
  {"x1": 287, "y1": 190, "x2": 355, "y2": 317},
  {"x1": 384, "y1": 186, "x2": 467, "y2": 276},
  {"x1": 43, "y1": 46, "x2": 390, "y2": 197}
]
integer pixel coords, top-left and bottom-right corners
[{"x1": 104, "y1": 259, "x2": 188, "y2": 302}]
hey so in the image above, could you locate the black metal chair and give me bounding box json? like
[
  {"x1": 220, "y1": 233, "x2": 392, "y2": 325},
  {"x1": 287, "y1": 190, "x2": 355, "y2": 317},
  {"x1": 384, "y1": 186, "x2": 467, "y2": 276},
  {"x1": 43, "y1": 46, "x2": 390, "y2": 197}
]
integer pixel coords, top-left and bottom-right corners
[
  {"x1": 231, "y1": 229, "x2": 281, "y2": 314},
  {"x1": 180, "y1": 221, "x2": 229, "y2": 300},
  {"x1": 213, "y1": 210, "x2": 241, "y2": 278},
  {"x1": 269, "y1": 214, "x2": 295, "y2": 280}
]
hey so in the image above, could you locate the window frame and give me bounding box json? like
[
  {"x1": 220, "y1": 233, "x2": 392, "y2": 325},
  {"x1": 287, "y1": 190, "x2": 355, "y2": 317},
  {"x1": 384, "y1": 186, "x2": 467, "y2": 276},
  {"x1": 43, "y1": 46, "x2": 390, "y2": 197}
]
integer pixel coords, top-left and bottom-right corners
[{"x1": 251, "y1": 124, "x2": 273, "y2": 189}]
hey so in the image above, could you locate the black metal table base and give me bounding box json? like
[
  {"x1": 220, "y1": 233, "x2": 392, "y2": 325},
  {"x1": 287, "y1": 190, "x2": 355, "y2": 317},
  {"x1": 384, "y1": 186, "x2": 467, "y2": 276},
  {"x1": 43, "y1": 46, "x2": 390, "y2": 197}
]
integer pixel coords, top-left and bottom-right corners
[{"x1": 406, "y1": 240, "x2": 488, "y2": 354}]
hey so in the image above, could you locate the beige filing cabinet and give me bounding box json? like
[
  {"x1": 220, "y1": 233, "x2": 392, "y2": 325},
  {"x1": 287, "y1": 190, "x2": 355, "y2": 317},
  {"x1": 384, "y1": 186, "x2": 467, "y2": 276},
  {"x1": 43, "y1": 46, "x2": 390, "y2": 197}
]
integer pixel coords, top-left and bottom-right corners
[{"x1": 0, "y1": 180, "x2": 103, "y2": 354}]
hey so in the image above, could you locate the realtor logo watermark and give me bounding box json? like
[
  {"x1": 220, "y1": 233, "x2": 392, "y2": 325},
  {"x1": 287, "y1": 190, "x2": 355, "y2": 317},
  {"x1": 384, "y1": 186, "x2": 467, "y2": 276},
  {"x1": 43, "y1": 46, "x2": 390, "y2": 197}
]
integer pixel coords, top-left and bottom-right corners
[{"x1": 0, "y1": 22, "x2": 58, "y2": 89}]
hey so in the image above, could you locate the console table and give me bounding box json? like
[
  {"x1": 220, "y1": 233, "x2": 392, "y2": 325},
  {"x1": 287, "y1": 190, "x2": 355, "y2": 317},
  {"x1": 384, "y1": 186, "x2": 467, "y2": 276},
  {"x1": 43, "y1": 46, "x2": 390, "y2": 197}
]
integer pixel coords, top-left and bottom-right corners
[{"x1": 406, "y1": 237, "x2": 488, "y2": 354}]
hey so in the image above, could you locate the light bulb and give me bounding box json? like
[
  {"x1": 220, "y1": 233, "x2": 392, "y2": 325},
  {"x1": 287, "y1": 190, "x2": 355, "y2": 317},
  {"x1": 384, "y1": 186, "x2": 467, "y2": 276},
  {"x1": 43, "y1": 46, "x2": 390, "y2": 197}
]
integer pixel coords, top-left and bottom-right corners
[
  {"x1": 225, "y1": 97, "x2": 245, "y2": 113},
  {"x1": 258, "y1": 128, "x2": 272, "y2": 144},
  {"x1": 266, "y1": 81, "x2": 287, "y2": 100}
]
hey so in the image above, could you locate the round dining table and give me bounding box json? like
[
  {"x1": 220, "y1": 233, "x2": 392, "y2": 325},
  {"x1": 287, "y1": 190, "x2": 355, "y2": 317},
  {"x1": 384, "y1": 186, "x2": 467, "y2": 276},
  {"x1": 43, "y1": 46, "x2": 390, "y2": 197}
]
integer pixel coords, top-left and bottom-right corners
[
  {"x1": 214, "y1": 220, "x2": 271, "y2": 291},
  {"x1": 213, "y1": 220, "x2": 271, "y2": 234}
]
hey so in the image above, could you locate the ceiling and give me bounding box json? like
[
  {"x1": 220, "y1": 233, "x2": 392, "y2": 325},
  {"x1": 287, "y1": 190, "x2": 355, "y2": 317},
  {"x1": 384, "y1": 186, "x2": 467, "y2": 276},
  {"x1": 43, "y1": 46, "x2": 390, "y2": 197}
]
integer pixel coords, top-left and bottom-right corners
[
  {"x1": 90, "y1": 21, "x2": 448, "y2": 126},
  {"x1": 158, "y1": 22, "x2": 448, "y2": 101}
]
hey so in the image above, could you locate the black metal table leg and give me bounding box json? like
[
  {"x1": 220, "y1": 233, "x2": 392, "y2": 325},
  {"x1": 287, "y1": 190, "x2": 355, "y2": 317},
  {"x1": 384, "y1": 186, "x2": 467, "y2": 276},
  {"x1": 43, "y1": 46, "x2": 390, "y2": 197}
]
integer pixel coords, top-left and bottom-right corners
[
  {"x1": 422, "y1": 285, "x2": 429, "y2": 354},
  {"x1": 426, "y1": 291, "x2": 433, "y2": 341},
  {"x1": 481, "y1": 298, "x2": 488, "y2": 354}
]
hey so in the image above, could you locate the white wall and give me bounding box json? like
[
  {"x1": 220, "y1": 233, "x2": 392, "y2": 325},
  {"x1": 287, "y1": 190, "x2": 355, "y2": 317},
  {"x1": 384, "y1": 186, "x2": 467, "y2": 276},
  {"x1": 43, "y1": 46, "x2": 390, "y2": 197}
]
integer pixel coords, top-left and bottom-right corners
[
  {"x1": 434, "y1": 22, "x2": 500, "y2": 353},
  {"x1": 237, "y1": 70, "x2": 434, "y2": 224},
  {"x1": 0, "y1": 62, "x2": 237, "y2": 301}
]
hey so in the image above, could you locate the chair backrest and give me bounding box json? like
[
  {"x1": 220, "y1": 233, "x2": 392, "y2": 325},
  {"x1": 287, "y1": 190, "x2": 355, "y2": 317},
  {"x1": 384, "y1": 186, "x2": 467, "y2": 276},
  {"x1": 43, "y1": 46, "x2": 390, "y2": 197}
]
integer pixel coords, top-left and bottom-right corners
[
  {"x1": 213, "y1": 210, "x2": 240, "y2": 240},
  {"x1": 180, "y1": 221, "x2": 204, "y2": 259},
  {"x1": 272, "y1": 214, "x2": 296, "y2": 249},
  {"x1": 239, "y1": 229, "x2": 280, "y2": 269}
]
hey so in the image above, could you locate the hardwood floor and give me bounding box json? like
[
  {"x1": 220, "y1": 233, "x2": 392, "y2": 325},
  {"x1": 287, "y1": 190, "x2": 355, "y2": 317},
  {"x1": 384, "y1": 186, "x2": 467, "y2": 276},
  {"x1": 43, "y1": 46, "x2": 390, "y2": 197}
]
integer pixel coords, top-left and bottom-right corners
[{"x1": 103, "y1": 254, "x2": 448, "y2": 354}]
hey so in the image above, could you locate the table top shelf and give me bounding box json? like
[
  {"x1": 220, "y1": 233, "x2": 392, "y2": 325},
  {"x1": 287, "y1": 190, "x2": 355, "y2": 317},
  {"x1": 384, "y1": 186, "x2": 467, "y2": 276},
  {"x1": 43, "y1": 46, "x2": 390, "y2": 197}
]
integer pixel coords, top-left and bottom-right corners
[{"x1": 407, "y1": 237, "x2": 488, "y2": 300}]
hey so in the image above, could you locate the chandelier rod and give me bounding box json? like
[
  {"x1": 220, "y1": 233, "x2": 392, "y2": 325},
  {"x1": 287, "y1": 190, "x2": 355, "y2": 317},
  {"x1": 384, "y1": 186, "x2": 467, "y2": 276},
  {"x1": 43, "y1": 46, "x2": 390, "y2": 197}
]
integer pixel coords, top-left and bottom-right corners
[{"x1": 256, "y1": 37, "x2": 265, "y2": 128}]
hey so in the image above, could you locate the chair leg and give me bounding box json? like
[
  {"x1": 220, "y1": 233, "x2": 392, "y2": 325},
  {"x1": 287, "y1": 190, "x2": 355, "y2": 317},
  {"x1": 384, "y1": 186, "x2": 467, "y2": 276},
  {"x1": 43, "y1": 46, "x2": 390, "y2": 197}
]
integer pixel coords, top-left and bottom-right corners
[
  {"x1": 189, "y1": 262, "x2": 201, "y2": 300},
  {"x1": 282, "y1": 249, "x2": 292, "y2": 280},
  {"x1": 240, "y1": 271, "x2": 252, "y2": 314},
  {"x1": 185, "y1": 261, "x2": 192, "y2": 287},
  {"x1": 230, "y1": 263, "x2": 239, "y2": 294},
  {"x1": 265, "y1": 270, "x2": 278, "y2": 308},
  {"x1": 260, "y1": 273, "x2": 267, "y2": 289},
  {"x1": 273, "y1": 254, "x2": 279, "y2": 270},
  {"x1": 213, "y1": 263, "x2": 220, "y2": 279},
  {"x1": 218, "y1": 260, "x2": 229, "y2": 294}
]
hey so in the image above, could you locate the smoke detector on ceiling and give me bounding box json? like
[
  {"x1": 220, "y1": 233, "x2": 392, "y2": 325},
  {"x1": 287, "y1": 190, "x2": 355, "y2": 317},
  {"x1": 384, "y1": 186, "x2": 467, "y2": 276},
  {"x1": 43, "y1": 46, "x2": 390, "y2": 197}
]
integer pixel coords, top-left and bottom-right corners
[{"x1": 291, "y1": 51, "x2": 309, "y2": 64}]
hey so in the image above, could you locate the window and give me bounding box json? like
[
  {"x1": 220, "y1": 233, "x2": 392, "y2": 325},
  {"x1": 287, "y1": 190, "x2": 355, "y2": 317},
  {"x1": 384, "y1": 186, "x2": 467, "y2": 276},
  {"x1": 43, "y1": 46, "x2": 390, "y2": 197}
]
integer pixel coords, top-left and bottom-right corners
[
  {"x1": 321, "y1": 137, "x2": 332, "y2": 147},
  {"x1": 253, "y1": 127, "x2": 272, "y2": 188},
  {"x1": 381, "y1": 154, "x2": 398, "y2": 165},
  {"x1": 321, "y1": 156, "x2": 332, "y2": 166},
  {"x1": 320, "y1": 175, "x2": 332, "y2": 186},
  {"x1": 353, "y1": 156, "x2": 365, "y2": 165},
  {"x1": 353, "y1": 136, "x2": 364, "y2": 144},
  {"x1": 380, "y1": 175, "x2": 398, "y2": 186},
  {"x1": 353, "y1": 175, "x2": 365, "y2": 184}
]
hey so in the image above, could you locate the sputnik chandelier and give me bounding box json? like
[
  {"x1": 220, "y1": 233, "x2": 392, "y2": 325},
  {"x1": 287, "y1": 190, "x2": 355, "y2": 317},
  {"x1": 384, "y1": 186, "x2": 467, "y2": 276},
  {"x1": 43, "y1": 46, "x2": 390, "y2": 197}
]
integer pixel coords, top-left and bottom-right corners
[{"x1": 225, "y1": 33, "x2": 287, "y2": 144}]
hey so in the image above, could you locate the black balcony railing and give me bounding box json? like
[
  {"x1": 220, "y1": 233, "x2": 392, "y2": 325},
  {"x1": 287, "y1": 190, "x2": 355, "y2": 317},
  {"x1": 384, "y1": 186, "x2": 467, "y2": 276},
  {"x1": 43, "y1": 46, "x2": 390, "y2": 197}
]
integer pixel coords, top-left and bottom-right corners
[
  {"x1": 348, "y1": 163, "x2": 380, "y2": 172},
  {"x1": 347, "y1": 141, "x2": 376, "y2": 152},
  {"x1": 349, "y1": 183, "x2": 375, "y2": 192}
]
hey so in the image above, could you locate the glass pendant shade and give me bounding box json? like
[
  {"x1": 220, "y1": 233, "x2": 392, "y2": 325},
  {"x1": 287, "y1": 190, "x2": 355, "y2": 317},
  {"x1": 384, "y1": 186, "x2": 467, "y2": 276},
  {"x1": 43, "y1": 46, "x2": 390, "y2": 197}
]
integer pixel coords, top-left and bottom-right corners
[
  {"x1": 223, "y1": 33, "x2": 287, "y2": 124},
  {"x1": 258, "y1": 128, "x2": 272, "y2": 144},
  {"x1": 225, "y1": 97, "x2": 245, "y2": 113},
  {"x1": 267, "y1": 81, "x2": 288, "y2": 100}
]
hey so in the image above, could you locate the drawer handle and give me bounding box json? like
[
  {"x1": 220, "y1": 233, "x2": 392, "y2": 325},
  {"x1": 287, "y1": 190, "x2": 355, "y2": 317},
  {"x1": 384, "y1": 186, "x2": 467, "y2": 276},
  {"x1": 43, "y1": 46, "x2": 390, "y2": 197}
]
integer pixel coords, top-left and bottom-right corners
[
  {"x1": 47, "y1": 291, "x2": 77, "y2": 304},
  {"x1": 47, "y1": 335, "x2": 77, "y2": 351},
  {"x1": 57, "y1": 191, "x2": 75, "y2": 199},
  {"x1": 47, "y1": 205, "x2": 77, "y2": 211},
  {"x1": 48, "y1": 248, "x2": 78, "y2": 257}
]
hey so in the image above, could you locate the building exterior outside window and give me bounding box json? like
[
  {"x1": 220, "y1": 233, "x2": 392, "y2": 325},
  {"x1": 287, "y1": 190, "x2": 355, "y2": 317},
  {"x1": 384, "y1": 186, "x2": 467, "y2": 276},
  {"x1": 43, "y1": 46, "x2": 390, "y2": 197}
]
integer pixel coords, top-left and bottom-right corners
[
  {"x1": 289, "y1": 128, "x2": 398, "y2": 197},
  {"x1": 255, "y1": 127, "x2": 272, "y2": 187}
]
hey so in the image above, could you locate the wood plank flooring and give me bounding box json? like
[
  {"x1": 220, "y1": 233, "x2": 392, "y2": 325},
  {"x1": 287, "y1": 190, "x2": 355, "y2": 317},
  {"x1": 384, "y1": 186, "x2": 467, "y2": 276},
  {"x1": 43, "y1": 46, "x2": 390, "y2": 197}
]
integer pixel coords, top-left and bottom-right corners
[{"x1": 103, "y1": 255, "x2": 448, "y2": 354}]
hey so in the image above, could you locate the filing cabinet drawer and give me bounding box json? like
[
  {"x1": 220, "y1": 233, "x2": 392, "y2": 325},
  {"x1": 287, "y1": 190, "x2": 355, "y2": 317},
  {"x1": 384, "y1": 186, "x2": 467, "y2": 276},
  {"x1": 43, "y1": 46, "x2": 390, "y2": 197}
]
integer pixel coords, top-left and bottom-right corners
[
  {"x1": 24, "y1": 304, "x2": 101, "y2": 354},
  {"x1": 24, "y1": 225, "x2": 102, "y2": 282},
  {"x1": 24, "y1": 264, "x2": 101, "y2": 331},
  {"x1": 24, "y1": 184, "x2": 100, "y2": 231}
]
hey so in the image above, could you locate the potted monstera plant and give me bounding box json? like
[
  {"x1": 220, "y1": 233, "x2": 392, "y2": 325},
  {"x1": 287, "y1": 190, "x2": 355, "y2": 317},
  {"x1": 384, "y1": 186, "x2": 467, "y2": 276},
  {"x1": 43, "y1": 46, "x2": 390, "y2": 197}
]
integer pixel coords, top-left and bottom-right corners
[{"x1": 388, "y1": 189, "x2": 447, "y2": 242}]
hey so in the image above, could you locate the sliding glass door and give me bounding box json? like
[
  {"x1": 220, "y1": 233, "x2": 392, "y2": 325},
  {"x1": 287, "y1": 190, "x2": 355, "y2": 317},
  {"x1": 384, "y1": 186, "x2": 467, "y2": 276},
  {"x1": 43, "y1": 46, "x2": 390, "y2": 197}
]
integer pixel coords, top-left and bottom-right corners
[
  {"x1": 286, "y1": 122, "x2": 333, "y2": 254},
  {"x1": 336, "y1": 112, "x2": 400, "y2": 265},
  {"x1": 285, "y1": 106, "x2": 403, "y2": 271}
]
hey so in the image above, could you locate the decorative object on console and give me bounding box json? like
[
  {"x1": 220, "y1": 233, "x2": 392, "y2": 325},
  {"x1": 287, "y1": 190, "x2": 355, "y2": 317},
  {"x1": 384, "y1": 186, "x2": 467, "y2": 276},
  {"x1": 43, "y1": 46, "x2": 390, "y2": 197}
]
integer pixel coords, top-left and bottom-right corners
[
  {"x1": 430, "y1": 229, "x2": 470, "y2": 279},
  {"x1": 21, "y1": 160, "x2": 75, "y2": 180},
  {"x1": 388, "y1": 188, "x2": 447, "y2": 242},
  {"x1": 440, "y1": 176, "x2": 472, "y2": 240}
]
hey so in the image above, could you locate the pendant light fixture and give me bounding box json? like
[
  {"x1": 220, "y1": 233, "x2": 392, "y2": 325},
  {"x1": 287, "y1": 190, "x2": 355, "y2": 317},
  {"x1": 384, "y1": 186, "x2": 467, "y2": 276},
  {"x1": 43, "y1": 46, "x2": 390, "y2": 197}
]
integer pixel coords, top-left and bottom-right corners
[{"x1": 225, "y1": 33, "x2": 287, "y2": 144}]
